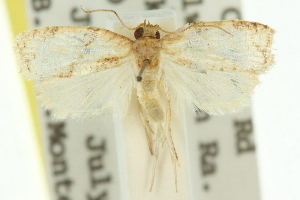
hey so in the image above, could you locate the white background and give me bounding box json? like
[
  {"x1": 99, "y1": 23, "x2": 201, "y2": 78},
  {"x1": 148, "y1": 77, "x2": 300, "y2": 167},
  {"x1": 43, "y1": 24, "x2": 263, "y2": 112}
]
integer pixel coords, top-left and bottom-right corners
[
  {"x1": 242, "y1": 1, "x2": 300, "y2": 200},
  {"x1": 0, "y1": 0, "x2": 299, "y2": 200},
  {"x1": 0, "y1": 0, "x2": 48, "y2": 200}
]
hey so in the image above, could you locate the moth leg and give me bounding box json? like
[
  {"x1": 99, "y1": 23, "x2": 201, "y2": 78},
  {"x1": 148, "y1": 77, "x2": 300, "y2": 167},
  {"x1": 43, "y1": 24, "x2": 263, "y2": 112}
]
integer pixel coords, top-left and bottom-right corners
[
  {"x1": 166, "y1": 99, "x2": 179, "y2": 192},
  {"x1": 160, "y1": 79, "x2": 180, "y2": 192},
  {"x1": 137, "y1": 101, "x2": 154, "y2": 155},
  {"x1": 149, "y1": 125, "x2": 162, "y2": 192}
]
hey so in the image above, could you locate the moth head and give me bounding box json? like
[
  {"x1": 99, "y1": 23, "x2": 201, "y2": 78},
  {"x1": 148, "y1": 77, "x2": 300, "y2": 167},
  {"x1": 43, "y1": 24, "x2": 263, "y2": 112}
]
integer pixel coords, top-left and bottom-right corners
[
  {"x1": 80, "y1": 7, "x2": 173, "y2": 39},
  {"x1": 134, "y1": 20, "x2": 161, "y2": 40}
]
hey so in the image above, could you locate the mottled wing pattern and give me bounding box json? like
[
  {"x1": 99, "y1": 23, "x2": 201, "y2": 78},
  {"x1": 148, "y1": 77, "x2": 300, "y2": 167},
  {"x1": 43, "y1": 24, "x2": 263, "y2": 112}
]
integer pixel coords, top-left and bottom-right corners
[
  {"x1": 160, "y1": 20, "x2": 275, "y2": 115},
  {"x1": 15, "y1": 26, "x2": 137, "y2": 119},
  {"x1": 15, "y1": 26, "x2": 133, "y2": 80}
]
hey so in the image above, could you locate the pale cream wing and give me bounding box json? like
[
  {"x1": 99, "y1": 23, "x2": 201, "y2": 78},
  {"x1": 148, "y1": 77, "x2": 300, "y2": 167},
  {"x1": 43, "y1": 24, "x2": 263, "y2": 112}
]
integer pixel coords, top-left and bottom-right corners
[
  {"x1": 36, "y1": 54, "x2": 137, "y2": 120},
  {"x1": 160, "y1": 20, "x2": 275, "y2": 115},
  {"x1": 161, "y1": 20, "x2": 275, "y2": 75},
  {"x1": 15, "y1": 26, "x2": 133, "y2": 80},
  {"x1": 161, "y1": 59, "x2": 259, "y2": 115}
]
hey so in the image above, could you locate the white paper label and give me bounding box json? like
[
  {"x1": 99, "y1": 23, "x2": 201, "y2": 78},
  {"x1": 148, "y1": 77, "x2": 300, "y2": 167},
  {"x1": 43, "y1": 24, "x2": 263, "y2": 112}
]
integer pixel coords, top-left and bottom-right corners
[{"x1": 25, "y1": 0, "x2": 260, "y2": 199}]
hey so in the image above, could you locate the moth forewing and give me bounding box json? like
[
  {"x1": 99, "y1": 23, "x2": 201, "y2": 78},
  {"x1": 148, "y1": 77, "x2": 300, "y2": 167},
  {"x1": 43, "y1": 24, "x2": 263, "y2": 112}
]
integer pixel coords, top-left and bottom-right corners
[{"x1": 161, "y1": 20, "x2": 275, "y2": 74}]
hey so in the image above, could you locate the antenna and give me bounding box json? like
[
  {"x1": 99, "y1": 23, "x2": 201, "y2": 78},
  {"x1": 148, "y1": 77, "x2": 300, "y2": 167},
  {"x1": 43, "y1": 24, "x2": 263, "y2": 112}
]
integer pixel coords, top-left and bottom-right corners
[
  {"x1": 80, "y1": 6, "x2": 136, "y2": 30},
  {"x1": 80, "y1": 6, "x2": 174, "y2": 34},
  {"x1": 185, "y1": 23, "x2": 233, "y2": 35},
  {"x1": 157, "y1": 26, "x2": 174, "y2": 34}
]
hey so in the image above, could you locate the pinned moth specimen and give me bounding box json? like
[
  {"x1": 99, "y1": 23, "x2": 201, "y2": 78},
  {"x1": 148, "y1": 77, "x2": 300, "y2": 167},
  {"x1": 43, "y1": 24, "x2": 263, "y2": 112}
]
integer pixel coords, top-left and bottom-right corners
[{"x1": 14, "y1": 7, "x2": 275, "y2": 191}]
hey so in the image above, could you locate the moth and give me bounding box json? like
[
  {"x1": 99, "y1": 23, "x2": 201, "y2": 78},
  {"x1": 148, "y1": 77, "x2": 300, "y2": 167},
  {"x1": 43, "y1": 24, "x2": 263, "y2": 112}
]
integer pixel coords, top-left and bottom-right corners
[{"x1": 14, "y1": 7, "x2": 275, "y2": 191}]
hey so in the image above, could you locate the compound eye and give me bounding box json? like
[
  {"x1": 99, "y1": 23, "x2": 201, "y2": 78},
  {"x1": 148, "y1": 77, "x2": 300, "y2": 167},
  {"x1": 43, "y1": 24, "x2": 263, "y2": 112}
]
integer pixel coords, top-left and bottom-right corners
[
  {"x1": 155, "y1": 31, "x2": 160, "y2": 39},
  {"x1": 134, "y1": 27, "x2": 144, "y2": 39}
]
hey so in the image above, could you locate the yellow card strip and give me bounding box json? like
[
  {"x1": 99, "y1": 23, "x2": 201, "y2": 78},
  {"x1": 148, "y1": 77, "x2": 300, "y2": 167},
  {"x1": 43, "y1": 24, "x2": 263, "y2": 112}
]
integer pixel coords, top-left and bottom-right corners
[{"x1": 4, "y1": 0, "x2": 47, "y2": 193}]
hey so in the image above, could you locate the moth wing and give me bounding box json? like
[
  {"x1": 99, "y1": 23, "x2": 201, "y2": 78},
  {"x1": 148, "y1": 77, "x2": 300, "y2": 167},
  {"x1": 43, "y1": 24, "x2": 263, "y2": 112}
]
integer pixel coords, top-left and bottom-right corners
[
  {"x1": 161, "y1": 20, "x2": 275, "y2": 74},
  {"x1": 161, "y1": 60, "x2": 259, "y2": 115},
  {"x1": 36, "y1": 53, "x2": 137, "y2": 119},
  {"x1": 15, "y1": 26, "x2": 133, "y2": 80},
  {"x1": 160, "y1": 20, "x2": 275, "y2": 115}
]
